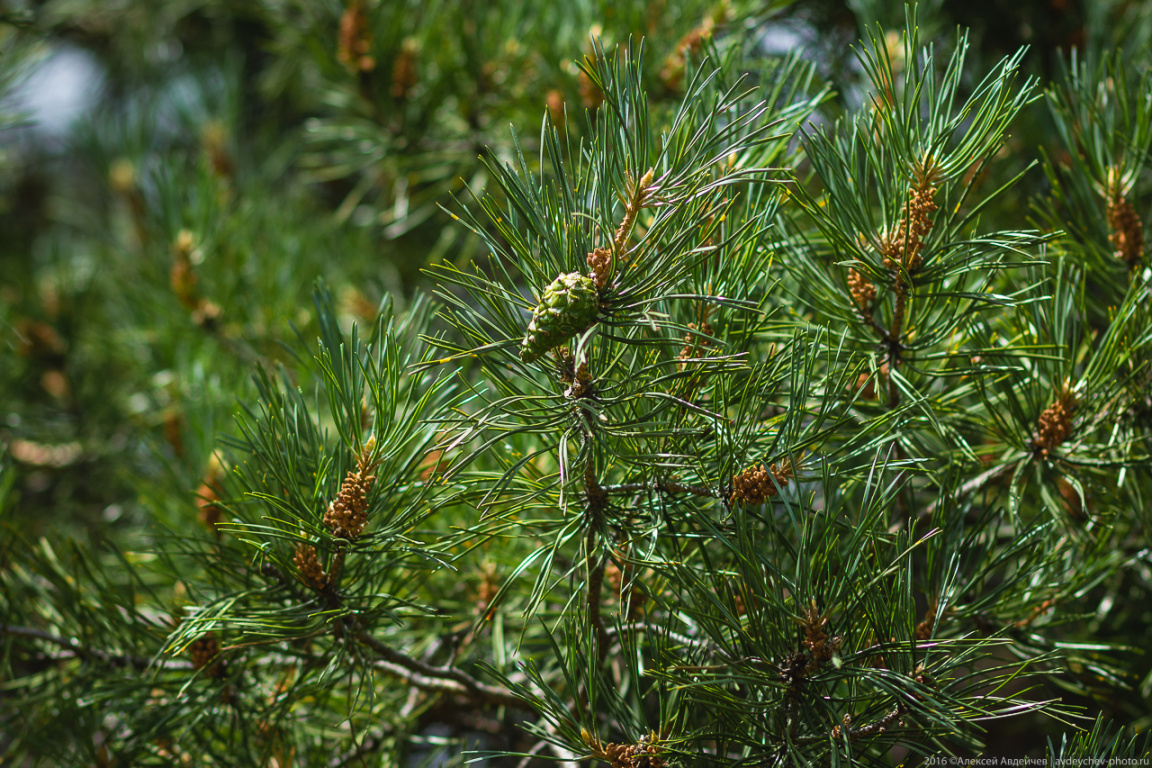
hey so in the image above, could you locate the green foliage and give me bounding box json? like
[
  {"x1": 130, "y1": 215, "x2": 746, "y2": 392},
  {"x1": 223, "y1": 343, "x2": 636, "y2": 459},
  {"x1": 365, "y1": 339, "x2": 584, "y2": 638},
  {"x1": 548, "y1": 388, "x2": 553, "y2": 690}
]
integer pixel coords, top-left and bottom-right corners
[{"x1": 4, "y1": 1, "x2": 1152, "y2": 766}]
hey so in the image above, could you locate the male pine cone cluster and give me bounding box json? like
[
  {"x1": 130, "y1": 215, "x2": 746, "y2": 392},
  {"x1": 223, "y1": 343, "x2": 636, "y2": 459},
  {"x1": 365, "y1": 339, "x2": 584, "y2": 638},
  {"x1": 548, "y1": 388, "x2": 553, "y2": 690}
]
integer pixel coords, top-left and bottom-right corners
[
  {"x1": 520, "y1": 272, "x2": 599, "y2": 363},
  {"x1": 847, "y1": 268, "x2": 877, "y2": 314},
  {"x1": 324, "y1": 468, "x2": 374, "y2": 539},
  {"x1": 882, "y1": 179, "x2": 938, "y2": 273},
  {"x1": 730, "y1": 457, "x2": 797, "y2": 505},
  {"x1": 582, "y1": 730, "x2": 666, "y2": 768},
  {"x1": 1034, "y1": 389, "x2": 1075, "y2": 459},
  {"x1": 602, "y1": 741, "x2": 666, "y2": 768},
  {"x1": 1107, "y1": 195, "x2": 1145, "y2": 268},
  {"x1": 295, "y1": 438, "x2": 379, "y2": 589},
  {"x1": 294, "y1": 542, "x2": 327, "y2": 591}
]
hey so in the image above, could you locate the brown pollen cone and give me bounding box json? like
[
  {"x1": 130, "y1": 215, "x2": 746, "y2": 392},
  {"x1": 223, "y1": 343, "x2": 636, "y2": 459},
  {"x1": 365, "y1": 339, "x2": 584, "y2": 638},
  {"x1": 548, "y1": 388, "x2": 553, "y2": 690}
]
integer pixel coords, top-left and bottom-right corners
[
  {"x1": 323, "y1": 467, "x2": 375, "y2": 540},
  {"x1": 882, "y1": 182, "x2": 937, "y2": 273},
  {"x1": 587, "y1": 246, "x2": 612, "y2": 289},
  {"x1": 170, "y1": 230, "x2": 200, "y2": 310},
  {"x1": 189, "y1": 633, "x2": 225, "y2": 679},
  {"x1": 391, "y1": 39, "x2": 419, "y2": 97},
  {"x1": 323, "y1": 439, "x2": 379, "y2": 540},
  {"x1": 337, "y1": 0, "x2": 374, "y2": 73},
  {"x1": 1107, "y1": 195, "x2": 1144, "y2": 269},
  {"x1": 882, "y1": 159, "x2": 940, "y2": 275},
  {"x1": 799, "y1": 599, "x2": 841, "y2": 665},
  {"x1": 730, "y1": 456, "x2": 798, "y2": 505},
  {"x1": 294, "y1": 543, "x2": 327, "y2": 591},
  {"x1": 577, "y1": 67, "x2": 604, "y2": 109},
  {"x1": 847, "y1": 268, "x2": 877, "y2": 314},
  {"x1": 602, "y1": 740, "x2": 666, "y2": 768},
  {"x1": 915, "y1": 599, "x2": 938, "y2": 641},
  {"x1": 678, "y1": 320, "x2": 714, "y2": 369},
  {"x1": 1034, "y1": 387, "x2": 1076, "y2": 459},
  {"x1": 195, "y1": 454, "x2": 226, "y2": 532}
]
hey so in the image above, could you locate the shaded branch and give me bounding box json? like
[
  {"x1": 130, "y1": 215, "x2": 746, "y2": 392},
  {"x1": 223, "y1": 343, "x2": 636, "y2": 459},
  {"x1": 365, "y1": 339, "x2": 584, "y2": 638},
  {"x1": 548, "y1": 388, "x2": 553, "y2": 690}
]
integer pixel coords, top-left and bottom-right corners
[
  {"x1": 601, "y1": 479, "x2": 718, "y2": 499},
  {"x1": 0, "y1": 624, "x2": 190, "y2": 670},
  {"x1": 356, "y1": 630, "x2": 521, "y2": 707},
  {"x1": 328, "y1": 725, "x2": 394, "y2": 768}
]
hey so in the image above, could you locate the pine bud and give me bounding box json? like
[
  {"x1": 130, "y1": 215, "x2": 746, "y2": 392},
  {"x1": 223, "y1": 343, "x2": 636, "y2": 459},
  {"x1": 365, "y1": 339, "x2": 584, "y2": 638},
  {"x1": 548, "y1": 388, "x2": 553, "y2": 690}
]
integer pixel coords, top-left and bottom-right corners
[{"x1": 520, "y1": 272, "x2": 599, "y2": 363}]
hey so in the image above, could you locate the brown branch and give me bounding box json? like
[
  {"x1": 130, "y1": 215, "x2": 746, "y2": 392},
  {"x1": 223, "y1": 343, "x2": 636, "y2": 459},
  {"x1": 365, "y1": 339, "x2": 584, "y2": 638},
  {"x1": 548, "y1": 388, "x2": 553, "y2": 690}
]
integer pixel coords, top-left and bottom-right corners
[
  {"x1": 832, "y1": 705, "x2": 905, "y2": 742},
  {"x1": 327, "y1": 725, "x2": 395, "y2": 768},
  {"x1": 0, "y1": 624, "x2": 190, "y2": 670},
  {"x1": 355, "y1": 631, "x2": 521, "y2": 707},
  {"x1": 612, "y1": 168, "x2": 656, "y2": 258},
  {"x1": 601, "y1": 479, "x2": 717, "y2": 499},
  {"x1": 586, "y1": 527, "x2": 610, "y2": 662}
]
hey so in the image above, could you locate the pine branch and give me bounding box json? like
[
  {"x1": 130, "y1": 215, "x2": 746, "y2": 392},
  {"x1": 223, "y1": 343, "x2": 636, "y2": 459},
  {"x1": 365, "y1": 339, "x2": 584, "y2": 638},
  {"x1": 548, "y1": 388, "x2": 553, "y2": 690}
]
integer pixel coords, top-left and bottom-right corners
[
  {"x1": 327, "y1": 726, "x2": 395, "y2": 768},
  {"x1": 355, "y1": 630, "x2": 521, "y2": 707},
  {"x1": 0, "y1": 624, "x2": 190, "y2": 670},
  {"x1": 602, "y1": 479, "x2": 718, "y2": 499}
]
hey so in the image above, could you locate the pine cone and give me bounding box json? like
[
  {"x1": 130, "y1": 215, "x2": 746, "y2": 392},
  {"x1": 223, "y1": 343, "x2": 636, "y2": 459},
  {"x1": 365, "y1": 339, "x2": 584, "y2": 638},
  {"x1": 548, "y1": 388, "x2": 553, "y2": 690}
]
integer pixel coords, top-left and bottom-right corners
[
  {"x1": 323, "y1": 468, "x2": 375, "y2": 539},
  {"x1": 730, "y1": 457, "x2": 798, "y2": 505},
  {"x1": 1034, "y1": 390, "x2": 1075, "y2": 458},
  {"x1": 1107, "y1": 196, "x2": 1144, "y2": 268},
  {"x1": 730, "y1": 464, "x2": 775, "y2": 505},
  {"x1": 294, "y1": 543, "x2": 327, "y2": 591},
  {"x1": 587, "y1": 247, "x2": 613, "y2": 289},
  {"x1": 678, "y1": 321, "x2": 714, "y2": 368},
  {"x1": 847, "y1": 269, "x2": 877, "y2": 314},
  {"x1": 520, "y1": 272, "x2": 599, "y2": 363}
]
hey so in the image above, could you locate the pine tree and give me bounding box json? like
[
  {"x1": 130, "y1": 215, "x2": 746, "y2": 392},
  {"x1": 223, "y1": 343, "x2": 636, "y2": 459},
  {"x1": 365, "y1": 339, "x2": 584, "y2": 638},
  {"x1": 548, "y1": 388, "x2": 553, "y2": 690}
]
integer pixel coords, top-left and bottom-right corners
[{"x1": 3, "y1": 2, "x2": 1152, "y2": 766}]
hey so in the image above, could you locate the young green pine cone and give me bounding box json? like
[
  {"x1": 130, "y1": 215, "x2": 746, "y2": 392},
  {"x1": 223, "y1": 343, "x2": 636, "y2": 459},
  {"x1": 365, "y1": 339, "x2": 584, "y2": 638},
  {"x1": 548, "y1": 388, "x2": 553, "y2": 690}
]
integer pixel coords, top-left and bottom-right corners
[{"x1": 520, "y1": 272, "x2": 599, "y2": 363}]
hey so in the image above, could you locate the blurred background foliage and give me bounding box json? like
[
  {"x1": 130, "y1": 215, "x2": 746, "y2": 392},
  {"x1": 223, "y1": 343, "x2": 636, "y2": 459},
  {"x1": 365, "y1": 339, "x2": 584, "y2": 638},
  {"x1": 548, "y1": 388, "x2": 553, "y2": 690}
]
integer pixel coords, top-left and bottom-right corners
[{"x1": 3, "y1": 0, "x2": 1152, "y2": 764}]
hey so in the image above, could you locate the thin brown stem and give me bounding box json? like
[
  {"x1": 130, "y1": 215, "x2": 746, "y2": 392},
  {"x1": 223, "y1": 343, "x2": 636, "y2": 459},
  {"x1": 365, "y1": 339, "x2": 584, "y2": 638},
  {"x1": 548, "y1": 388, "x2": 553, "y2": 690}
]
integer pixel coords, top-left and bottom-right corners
[
  {"x1": 355, "y1": 630, "x2": 520, "y2": 707},
  {"x1": 327, "y1": 725, "x2": 394, "y2": 768},
  {"x1": 586, "y1": 527, "x2": 610, "y2": 662},
  {"x1": 612, "y1": 168, "x2": 656, "y2": 259},
  {"x1": 600, "y1": 479, "x2": 717, "y2": 499}
]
